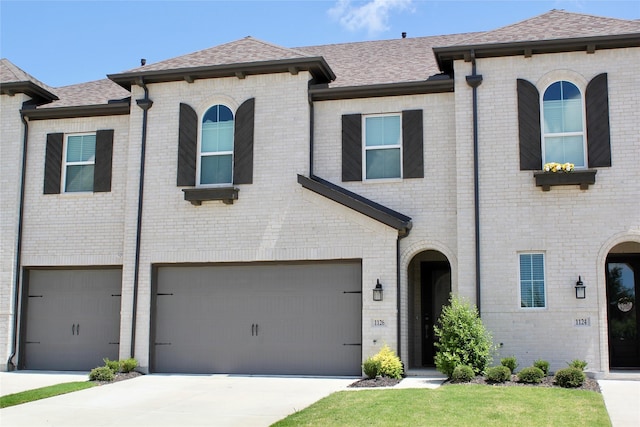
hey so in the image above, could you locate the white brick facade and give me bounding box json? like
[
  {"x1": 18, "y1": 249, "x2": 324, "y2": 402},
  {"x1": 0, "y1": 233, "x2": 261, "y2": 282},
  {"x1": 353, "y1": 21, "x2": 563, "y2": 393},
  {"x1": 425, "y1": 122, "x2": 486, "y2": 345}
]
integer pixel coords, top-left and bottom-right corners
[{"x1": 1, "y1": 13, "x2": 638, "y2": 375}]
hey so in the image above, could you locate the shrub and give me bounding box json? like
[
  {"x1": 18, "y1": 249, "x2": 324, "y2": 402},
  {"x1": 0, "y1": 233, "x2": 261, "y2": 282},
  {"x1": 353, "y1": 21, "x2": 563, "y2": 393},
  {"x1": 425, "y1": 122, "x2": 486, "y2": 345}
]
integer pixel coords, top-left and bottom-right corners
[
  {"x1": 362, "y1": 357, "x2": 381, "y2": 379},
  {"x1": 500, "y1": 356, "x2": 518, "y2": 373},
  {"x1": 372, "y1": 345, "x2": 403, "y2": 379},
  {"x1": 485, "y1": 365, "x2": 511, "y2": 383},
  {"x1": 434, "y1": 295, "x2": 494, "y2": 378},
  {"x1": 89, "y1": 366, "x2": 115, "y2": 382},
  {"x1": 120, "y1": 358, "x2": 138, "y2": 373},
  {"x1": 554, "y1": 367, "x2": 586, "y2": 388},
  {"x1": 568, "y1": 359, "x2": 588, "y2": 371},
  {"x1": 451, "y1": 365, "x2": 475, "y2": 383},
  {"x1": 517, "y1": 366, "x2": 544, "y2": 384},
  {"x1": 533, "y1": 359, "x2": 550, "y2": 375},
  {"x1": 103, "y1": 358, "x2": 120, "y2": 373}
]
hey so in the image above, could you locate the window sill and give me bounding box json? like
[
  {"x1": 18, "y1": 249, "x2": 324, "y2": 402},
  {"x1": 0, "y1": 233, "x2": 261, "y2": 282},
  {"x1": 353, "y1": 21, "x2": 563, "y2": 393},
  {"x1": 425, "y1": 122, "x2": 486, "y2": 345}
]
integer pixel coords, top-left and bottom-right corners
[
  {"x1": 533, "y1": 169, "x2": 597, "y2": 191},
  {"x1": 182, "y1": 187, "x2": 239, "y2": 205}
]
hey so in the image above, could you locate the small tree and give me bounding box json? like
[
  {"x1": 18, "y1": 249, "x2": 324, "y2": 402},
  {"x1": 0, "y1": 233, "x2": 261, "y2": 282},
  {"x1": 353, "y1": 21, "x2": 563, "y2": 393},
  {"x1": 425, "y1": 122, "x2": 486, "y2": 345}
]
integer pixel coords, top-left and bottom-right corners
[{"x1": 434, "y1": 295, "x2": 494, "y2": 377}]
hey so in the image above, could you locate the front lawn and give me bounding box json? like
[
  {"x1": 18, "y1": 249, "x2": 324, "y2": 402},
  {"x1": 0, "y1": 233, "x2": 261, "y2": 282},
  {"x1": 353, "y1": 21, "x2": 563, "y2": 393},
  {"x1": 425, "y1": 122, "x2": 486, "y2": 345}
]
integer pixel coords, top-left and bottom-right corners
[
  {"x1": 272, "y1": 385, "x2": 610, "y2": 427},
  {"x1": 0, "y1": 382, "x2": 96, "y2": 408}
]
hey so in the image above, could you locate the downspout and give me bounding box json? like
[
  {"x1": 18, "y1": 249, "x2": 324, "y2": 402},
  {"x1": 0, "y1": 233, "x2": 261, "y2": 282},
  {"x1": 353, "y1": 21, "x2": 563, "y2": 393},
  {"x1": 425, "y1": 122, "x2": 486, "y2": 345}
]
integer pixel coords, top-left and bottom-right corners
[
  {"x1": 465, "y1": 51, "x2": 483, "y2": 315},
  {"x1": 7, "y1": 109, "x2": 30, "y2": 370},
  {"x1": 308, "y1": 92, "x2": 314, "y2": 177},
  {"x1": 131, "y1": 79, "x2": 153, "y2": 358}
]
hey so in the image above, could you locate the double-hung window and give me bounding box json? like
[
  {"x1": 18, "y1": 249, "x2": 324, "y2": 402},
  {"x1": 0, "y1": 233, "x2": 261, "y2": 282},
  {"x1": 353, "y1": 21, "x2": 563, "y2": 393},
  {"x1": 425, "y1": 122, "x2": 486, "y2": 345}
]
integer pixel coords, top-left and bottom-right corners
[
  {"x1": 542, "y1": 81, "x2": 586, "y2": 167},
  {"x1": 364, "y1": 114, "x2": 402, "y2": 180},
  {"x1": 63, "y1": 133, "x2": 96, "y2": 192},
  {"x1": 199, "y1": 104, "x2": 234, "y2": 185},
  {"x1": 519, "y1": 253, "x2": 546, "y2": 308}
]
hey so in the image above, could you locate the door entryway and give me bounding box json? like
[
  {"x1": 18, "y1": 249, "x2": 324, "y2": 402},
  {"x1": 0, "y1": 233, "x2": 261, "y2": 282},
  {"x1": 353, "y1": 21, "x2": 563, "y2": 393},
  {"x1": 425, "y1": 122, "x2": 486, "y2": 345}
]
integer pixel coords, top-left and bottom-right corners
[
  {"x1": 606, "y1": 253, "x2": 640, "y2": 368},
  {"x1": 20, "y1": 268, "x2": 122, "y2": 370},
  {"x1": 408, "y1": 251, "x2": 451, "y2": 368}
]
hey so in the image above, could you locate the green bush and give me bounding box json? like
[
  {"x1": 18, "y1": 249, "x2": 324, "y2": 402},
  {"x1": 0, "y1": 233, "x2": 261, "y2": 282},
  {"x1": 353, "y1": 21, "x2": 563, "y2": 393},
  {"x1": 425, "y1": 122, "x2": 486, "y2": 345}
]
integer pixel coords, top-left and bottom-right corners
[
  {"x1": 533, "y1": 359, "x2": 550, "y2": 375},
  {"x1": 371, "y1": 345, "x2": 403, "y2": 379},
  {"x1": 517, "y1": 366, "x2": 544, "y2": 384},
  {"x1": 89, "y1": 366, "x2": 115, "y2": 382},
  {"x1": 568, "y1": 359, "x2": 588, "y2": 371},
  {"x1": 103, "y1": 358, "x2": 120, "y2": 373},
  {"x1": 451, "y1": 365, "x2": 475, "y2": 383},
  {"x1": 554, "y1": 367, "x2": 586, "y2": 388},
  {"x1": 434, "y1": 295, "x2": 494, "y2": 378},
  {"x1": 500, "y1": 356, "x2": 518, "y2": 373},
  {"x1": 120, "y1": 358, "x2": 138, "y2": 373},
  {"x1": 485, "y1": 365, "x2": 511, "y2": 383},
  {"x1": 362, "y1": 357, "x2": 381, "y2": 379}
]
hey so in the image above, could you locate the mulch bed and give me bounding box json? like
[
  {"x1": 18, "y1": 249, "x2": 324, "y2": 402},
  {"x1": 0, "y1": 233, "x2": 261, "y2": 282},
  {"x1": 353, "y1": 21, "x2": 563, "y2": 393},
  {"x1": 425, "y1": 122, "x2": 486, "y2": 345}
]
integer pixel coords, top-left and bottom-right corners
[
  {"x1": 349, "y1": 374, "x2": 600, "y2": 392},
  {"x1": 94, "y1": 371, "x2": 144, "y2": 386}
]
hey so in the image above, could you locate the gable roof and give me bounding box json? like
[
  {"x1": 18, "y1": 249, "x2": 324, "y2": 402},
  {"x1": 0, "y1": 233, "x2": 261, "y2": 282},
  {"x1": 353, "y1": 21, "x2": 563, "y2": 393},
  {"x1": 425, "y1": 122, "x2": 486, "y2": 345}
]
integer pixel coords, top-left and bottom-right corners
[
  {"x1": 0, "y1": 58, "x2": 58, "y2": 102},
  {"x1": 108, "y1": 37, "x2": 335, "y2": 90}
]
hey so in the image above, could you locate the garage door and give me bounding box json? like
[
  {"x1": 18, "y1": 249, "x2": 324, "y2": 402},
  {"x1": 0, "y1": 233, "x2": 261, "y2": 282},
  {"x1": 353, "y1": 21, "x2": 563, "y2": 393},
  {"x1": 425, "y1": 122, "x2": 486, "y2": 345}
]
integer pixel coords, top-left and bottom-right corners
[
  {"x1": 21, "y1": 269, "x2": 121, "y2": 371},
  {"x1": 152, "y1": 261, "x2": 362, "y2": 375}
]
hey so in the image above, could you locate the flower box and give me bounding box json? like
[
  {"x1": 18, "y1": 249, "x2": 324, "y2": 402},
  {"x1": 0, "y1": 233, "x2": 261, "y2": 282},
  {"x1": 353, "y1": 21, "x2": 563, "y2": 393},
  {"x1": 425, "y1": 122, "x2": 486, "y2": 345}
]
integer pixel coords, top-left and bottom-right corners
[{"x1": 533, "y1": 169, "x2": 597, "y2": 191}]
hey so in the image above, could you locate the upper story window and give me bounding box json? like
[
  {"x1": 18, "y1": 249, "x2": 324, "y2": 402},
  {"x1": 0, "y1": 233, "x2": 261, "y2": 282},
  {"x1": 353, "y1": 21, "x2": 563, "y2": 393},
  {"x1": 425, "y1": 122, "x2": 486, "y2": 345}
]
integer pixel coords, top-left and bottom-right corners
[
  {"x1": 63, "y1": 133, "x2": 96, "y2": 192},
  {"x1": 542, "y1": 81, "x2": 585, "y2": 167},
  {"x1": 519, "y1": 253, "x2": 546, "y2": 309},
  {"x1": 364, "y1": 114, "x2": 402, "y2": 180},
  {"x1": 199, "y1": 104, "x2": 234, "y2": 186}
]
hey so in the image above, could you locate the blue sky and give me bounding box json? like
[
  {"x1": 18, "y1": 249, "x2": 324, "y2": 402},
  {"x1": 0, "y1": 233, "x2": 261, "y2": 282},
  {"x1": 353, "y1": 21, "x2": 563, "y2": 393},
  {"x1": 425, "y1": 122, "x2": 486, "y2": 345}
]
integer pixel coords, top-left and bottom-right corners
[{"x1": 1, "y1": 0, "x2": 638, "y2": 87}]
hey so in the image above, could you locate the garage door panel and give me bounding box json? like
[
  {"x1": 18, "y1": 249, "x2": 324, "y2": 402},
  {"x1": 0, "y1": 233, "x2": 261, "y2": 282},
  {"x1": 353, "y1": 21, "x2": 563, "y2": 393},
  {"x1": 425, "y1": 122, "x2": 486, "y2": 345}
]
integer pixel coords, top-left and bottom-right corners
[
  {"x1": 23, "y1": 269, "x2": 121, "y2": 371},
  {"x1": 153, "y1": 261, "x2": 361, "y2": 375}
]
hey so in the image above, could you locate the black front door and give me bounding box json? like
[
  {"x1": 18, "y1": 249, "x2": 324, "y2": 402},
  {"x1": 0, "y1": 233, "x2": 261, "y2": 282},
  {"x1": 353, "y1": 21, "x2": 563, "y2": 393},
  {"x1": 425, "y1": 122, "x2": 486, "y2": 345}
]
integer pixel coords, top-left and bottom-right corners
[
  {"x1": 421, "y1": 262, "x2": 451, "y2": 366},
  {"x1": 606, "y1": 254, "x2": 640, "y2": 368}
]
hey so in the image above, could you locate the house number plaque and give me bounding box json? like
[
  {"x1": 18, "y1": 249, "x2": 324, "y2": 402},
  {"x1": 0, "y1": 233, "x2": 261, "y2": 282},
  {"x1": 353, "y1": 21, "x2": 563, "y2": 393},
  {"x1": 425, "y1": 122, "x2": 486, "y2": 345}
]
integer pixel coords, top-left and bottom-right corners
[
  {"x1": 573, "y1": 317, "x2": 591, "y2": 327},
  {"x1": 372, "y1": 319, "x2": 387, "y2": 327}
]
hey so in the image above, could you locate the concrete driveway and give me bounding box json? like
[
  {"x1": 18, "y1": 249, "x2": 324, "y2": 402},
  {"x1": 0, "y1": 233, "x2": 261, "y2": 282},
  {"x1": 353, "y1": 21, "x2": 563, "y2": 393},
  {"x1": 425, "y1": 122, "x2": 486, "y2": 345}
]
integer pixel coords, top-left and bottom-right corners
[{"x1": 0, "y1": 373, "x2": 355, "y2": 427}]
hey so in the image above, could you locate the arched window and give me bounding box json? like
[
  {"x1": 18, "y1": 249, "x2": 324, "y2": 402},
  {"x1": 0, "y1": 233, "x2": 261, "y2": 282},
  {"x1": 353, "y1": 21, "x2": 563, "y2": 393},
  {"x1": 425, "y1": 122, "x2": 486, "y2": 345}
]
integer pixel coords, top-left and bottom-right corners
[
  {"x1": 199, "y1": 104, "x2": 234, "y2": 185},
  {"x1": 542, "y1": 81, "x2": 585, "y2": 167}
]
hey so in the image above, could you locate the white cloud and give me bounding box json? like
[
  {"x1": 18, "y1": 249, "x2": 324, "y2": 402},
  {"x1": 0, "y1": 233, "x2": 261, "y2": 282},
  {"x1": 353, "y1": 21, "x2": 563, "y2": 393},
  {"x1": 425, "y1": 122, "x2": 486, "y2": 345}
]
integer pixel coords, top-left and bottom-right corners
[{"x1": 328, "y1": 0, "x2": 413, "y2": 36}]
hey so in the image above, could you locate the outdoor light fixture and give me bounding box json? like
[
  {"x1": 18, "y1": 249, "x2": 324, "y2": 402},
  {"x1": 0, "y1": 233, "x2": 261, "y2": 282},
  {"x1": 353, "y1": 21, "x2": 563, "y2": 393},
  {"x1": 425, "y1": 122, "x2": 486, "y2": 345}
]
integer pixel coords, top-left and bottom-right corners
[
  {"x1": 575, "y1": 276, "x2": 586, "y2": 299},
  {"x1": 373, "y1": 279, "x2": 383, "y2": 301}
]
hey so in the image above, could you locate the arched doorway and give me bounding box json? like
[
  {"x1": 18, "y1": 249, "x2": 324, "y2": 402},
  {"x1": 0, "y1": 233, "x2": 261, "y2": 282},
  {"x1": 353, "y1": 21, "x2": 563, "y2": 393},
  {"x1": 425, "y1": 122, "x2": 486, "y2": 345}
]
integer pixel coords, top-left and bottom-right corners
[
  {"x1": 408, "y1": 250, "x2": 451, "y2": 368},
  {"x1": 606, "y1": 241, "x2": 640, "y2": 368}
]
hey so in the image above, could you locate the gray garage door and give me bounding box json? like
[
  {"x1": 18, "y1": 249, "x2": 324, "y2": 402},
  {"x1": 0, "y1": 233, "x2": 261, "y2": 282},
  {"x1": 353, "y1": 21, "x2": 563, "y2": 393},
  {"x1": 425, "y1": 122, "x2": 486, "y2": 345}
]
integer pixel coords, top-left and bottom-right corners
[
  {"x1": 22, "y1": 269, "x2": 121, "y2": 371},
  {"x1": 153, "y1": 261, "x2": 362, "y2": 375}
]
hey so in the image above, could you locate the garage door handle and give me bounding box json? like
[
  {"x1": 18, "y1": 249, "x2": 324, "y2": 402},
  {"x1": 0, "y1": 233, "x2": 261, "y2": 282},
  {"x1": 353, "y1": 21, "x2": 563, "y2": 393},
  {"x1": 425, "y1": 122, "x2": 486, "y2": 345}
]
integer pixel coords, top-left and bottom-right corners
[
  {"x1": 256, "y1": 324, "x2": 259, "y2": 336},
  {"x1": 72, "y1": 324, "x2": 75, "y2": 335}
]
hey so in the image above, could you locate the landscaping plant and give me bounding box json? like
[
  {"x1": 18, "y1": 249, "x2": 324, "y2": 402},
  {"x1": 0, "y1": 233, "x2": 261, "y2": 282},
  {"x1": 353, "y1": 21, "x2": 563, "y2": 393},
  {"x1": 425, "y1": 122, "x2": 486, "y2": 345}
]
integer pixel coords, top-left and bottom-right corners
[
  {"x1": 485, "y1": 365, "x2": 511, "y2": 383},
  {"x1": 554, "y1": 367, "x2": 586, "y2": 388},
  {"x1": 120, "y1": 358, "x2": 138, "y2": 373},
  {"x1": 533, "y1": 359, "x2": 550, "y2": 376},
  {"x1": 451, "y1": 365, "x2": 475, "y2": 383},
  {"x1": 568, "y1": 359, "x2": 588, "y2": 371},
  {"x1": 103, "y1": 357, "x2": 120, "y2": 373},
  {"x1": 500, "y1": 356, "x2": 518, "y2": 373},
  {"x1": 371, "y1": 345, "x2": 403, "y2": 379},
  {"x1": 517, "y1": 366, "x2": 545, "y2": 384},
  {"x1": 434, "y1": 295, "x2": 494, "y2": 377},
  {"x1": 89, "y1": 366, "x2": 115, "y2": 382},
  {"x1": 362, "y1": 357, "x2": 381, "y2": 379}
]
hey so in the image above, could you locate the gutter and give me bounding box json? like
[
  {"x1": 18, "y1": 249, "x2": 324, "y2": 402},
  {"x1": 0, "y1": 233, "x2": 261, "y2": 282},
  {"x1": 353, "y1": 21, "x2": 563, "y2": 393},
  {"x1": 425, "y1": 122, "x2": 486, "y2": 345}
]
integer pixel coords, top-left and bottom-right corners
[
  {"x1": 131, "y1": 79, "x2": 153, "y2": 359},
  {"x1": 7, "y1": 107, "x2": 30, "y2": 370},
  {"x1": 465, "y1": 51, "x2": 483, "y2": 315}
]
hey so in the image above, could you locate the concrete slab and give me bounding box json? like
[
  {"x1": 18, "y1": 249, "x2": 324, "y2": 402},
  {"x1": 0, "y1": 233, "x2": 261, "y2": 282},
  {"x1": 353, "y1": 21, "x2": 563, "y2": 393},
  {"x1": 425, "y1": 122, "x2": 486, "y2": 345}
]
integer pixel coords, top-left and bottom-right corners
[
  {"x1": 598, "y1": 380, "x2": 640, "y2": 427},
  {"x1": 0, "y1": 374, "x2": 355, "y2": 427},
  {"x1": 0, "y1": 371, "x2": 88, "y2": 396}
]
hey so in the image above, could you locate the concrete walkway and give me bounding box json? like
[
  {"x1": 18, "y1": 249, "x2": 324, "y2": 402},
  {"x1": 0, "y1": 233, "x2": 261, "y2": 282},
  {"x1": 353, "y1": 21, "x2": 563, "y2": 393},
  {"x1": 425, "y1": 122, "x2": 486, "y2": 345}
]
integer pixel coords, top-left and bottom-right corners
[{"x1": 1, "y1": 371, "x2": 638, "y2": 426}]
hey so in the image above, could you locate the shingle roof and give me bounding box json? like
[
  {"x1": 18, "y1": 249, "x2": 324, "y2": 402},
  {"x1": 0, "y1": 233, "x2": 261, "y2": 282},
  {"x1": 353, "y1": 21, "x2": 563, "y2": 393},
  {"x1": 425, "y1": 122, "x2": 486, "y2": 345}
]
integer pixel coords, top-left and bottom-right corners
[
  {"x1": 0, "y1": 58, "x2": 58, "y2": 101},
  {"x1": 38, "y1": 79, "x2": 130, "y2": 109}
]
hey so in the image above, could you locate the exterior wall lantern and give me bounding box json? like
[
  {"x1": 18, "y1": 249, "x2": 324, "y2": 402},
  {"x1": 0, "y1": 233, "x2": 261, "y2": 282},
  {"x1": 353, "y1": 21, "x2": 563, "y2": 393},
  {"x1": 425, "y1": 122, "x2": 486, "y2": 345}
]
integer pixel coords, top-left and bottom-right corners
[
  {"x1": 575, "y1": 276, "x2": 586, "y2": 299},
  {"x1": 373, "y1": 279, "x2": 383, "y2": 301}
]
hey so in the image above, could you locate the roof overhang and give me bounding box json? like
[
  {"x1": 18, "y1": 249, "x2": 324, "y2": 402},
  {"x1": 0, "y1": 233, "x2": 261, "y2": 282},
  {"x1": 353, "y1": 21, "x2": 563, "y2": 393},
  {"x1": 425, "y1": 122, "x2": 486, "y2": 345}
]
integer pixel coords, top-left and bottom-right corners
[
  {"x1": 298, "y1": 174, "x2": 412, "y2": 237},
  {"x1": 309, "y1": 75, "x2": 453, "y2": 101},
  {"x1": 22, "y1": 99, "x2": 131, "y2": 120},
  {"x1": 0, "y1": 81, "x2": 58, "y2": 104},
  {"x1": 434, "y1": 33, "x2": 640, "y2": 74},
  {"x1": 108, "y1": 57, "x2": 336, "y2": 90}
]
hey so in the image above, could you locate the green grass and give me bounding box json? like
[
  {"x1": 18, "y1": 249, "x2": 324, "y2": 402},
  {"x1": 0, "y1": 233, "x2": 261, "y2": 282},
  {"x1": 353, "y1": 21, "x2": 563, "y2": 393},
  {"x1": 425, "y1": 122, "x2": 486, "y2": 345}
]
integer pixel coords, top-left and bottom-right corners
[
  {"x1": 0, "y1": 382, "x2": 97, "y2": 408},
  {"x1": 272, "y1": 385, "x2": 611, "y2": 427}
]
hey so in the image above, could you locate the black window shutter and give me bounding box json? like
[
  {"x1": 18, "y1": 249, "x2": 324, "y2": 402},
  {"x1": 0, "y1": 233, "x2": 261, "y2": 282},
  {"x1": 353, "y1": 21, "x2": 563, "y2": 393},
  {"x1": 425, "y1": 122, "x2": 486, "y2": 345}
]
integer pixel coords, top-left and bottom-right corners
[
  {"x1": 44, "y1": 133, "x2": 63, "y2": 194},
  {"x1": 402, "y1": 109, "x2": 424, "y2": 178},
  {"x1": 177, "y1": 103, "x2": 198, "y2": 186},
  {"x1": 586, "y1": 73, "x2": 611, "y2": 168},
  {"x1": 517, "y1": 79, "x2": 542, "y2": 170},
  {"x1": 233, "y1": 97, "x2": 255, "y2": 185},
  {"x1": 94, "y1": 129, "x2": 114, "y2": 192},
  {"x1": 342, "y1": 114, "x2": 362, "y2": 182}
]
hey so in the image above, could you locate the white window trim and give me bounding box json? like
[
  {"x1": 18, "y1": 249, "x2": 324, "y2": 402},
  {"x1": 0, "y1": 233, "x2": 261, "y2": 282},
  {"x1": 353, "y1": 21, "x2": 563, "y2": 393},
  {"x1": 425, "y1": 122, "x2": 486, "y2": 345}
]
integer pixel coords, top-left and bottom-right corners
[
  {"x1": 540, "y1": 81, "x2": 588, "y2": 169},
  {"x1": 362, "y1": 113, "x2": 403, "y2": 182},
  {"x1": 196, "y1": 105, "x2": 234, "y2": 187},
  {"x1": 518, "y1": 252, "x2": 547, "y2": 310},
  {"x1": 61, "y1": 132, "x2": 95, "y2": 194}
]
